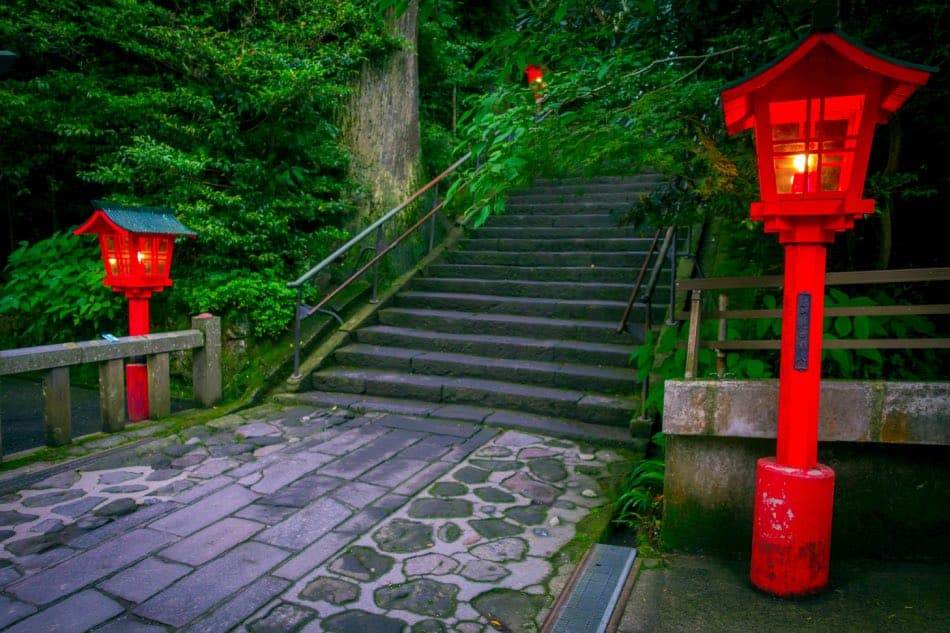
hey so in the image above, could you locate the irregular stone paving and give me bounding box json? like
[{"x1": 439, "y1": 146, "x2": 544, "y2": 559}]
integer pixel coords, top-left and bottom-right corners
[{"x1": 0, "y1": 402, "x2": 619, "y2": 632}]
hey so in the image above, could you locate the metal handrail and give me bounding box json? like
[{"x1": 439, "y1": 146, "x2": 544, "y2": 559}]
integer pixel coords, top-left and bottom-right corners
[
  {"x1": 617, "y1": 228, "x2": 662, "y2": 333},
  {"x1": 289, "y1": 153, "x2": 471, "y2": 289},
  {"x1": 289, "y1": 152, "x2": 473, "y2": 377}
]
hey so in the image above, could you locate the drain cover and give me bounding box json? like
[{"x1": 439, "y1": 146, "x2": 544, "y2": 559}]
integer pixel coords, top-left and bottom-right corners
[{"x1": 548, "y1": 544, "x2": 638, "y2": 633}]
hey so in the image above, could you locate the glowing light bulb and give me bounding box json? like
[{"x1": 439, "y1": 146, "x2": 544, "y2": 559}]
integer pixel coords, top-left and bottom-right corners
[
  {"x1": 793, "y1": 154, "x2": 807, "y2": 172},
  {"x1": 136, "y1": 251, "x2": 145, "y2": 263}
]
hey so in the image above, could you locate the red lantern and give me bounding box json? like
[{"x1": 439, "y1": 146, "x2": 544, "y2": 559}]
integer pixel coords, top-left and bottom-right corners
[
  {"x1": 721, "y1": 29, "x2": 933, "y2": 598},
  {"x1": 525, "y1": 64, "x2": 547, "y2": 104},
  {"x1": 75, "y1": 202, "x2": 195, "y2": 421}
]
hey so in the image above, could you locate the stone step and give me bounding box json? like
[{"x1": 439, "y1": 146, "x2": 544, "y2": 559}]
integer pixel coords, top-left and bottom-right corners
[
  {"x1": 412, "y1": 277, "x2": 669, "y2": 302},
  {"x1": 445, "y1": 250, "x2": 654, "y2": 267},
  {"x1": 506, "y1": 191, "x2": 645, "y2": 205},
  {"x1": 472, "y1": 226, "x2": 647, "y2": 239},
  {"x1": 426, "y1": 264, "x2": 640, "y2": 283},
  {"x1": 532, "y1": 174, "x2": 662, "y2": 186},
  {"x1": 505, "y1": 201, "x2": 642, "y2": 214},
  {"x1": 310, "y1": 367, "x2": 639, "y2": 427},
  {"x1": 356, "y1": 326, "x2": 634, "y2": 367},
  {"x1": 485, "y1": 213, "x2": 619, "y2": 228},
  {"x1": 377, "y1": 308, "x2": 641, "y2": 345},
  {"x1": 395, "y1": 291, "x2": 662, "y2": 322},
  {"x1": 334, "y1": 344, "x2": 637, "y2": 394},
  {"x1": 278, "y1": 391, "x2": 649, "y2": 445},
  {"x1": 458, "y1": 237, "x2": 656, "y2": 252},
  {"x1": 515, "y1": 183, "x2": 658, "y2": 196}
]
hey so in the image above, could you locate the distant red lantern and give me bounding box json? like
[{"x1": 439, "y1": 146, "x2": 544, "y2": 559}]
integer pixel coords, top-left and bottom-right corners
[
  {"x1": 76, "y1": 202, "x2": 195, "y2": 421},
  {"x1": 525, "y1": 64, "x2": 547, "y2": 104},
  {"x1": 721, "y1": 29, "x2": 933, "y2": 597}
]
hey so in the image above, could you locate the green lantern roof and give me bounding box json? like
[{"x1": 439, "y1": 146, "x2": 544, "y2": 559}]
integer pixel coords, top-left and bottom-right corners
[{"x1": 91, "y1": 200, "x2": 196, "y2": 236}]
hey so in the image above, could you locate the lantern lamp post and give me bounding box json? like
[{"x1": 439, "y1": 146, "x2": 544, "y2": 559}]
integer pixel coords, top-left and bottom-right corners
[
  {"x1": 75, "y1": 202, "x2": 195, "y2": 422},
  {"x1": 720, "y1": 26, "x2": 933, "y2": 597},
  {"x1": 525, "y1": 64, "x2": 547, "y2": 104}
]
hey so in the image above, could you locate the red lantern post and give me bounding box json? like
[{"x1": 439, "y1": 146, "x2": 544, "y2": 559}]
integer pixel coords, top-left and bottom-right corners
[
  {"x1": 721, "y1": 29, "x2": 933, "y2": 596},
  {"x1": 525, "y1": 64, "x2": 547, "y2": 104},
  {"x1": 75, "y1": 202, "x2": 195, "y2": 422}
]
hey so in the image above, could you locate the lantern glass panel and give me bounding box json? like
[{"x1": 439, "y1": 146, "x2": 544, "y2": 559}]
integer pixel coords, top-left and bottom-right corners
[{"x1": 769, "y1": 94, "x2": 864, "y2": 195}]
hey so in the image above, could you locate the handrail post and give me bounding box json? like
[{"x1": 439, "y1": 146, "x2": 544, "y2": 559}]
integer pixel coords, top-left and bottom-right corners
[
  {"x1": 428, "y1": 184, "x2": 440, "y2": 255},
  {"x1": 685, "y1": 290, "x2": 702, "y2": 379},
  {"x1": 192, "y1": 314, "x2": 222, "y2": 406},
  {"x1": 99, "y1": 359, "x2": 126, "y2": 433},
  {"x1": 43, "y1": 367, "x2": 71, "y2": 446},
  {"x1": 370, "y1": 225, "x2": 384, "y2": 303},
  {"x1": 667, "y1": 225, "x2": 678, "y2": 325},
  {"x1": 147, "y1": 352, "x2": 171, "y2": 419},
  {"x1": 638, "y1": 298, "x2": 653, "y2": 423},
  {"x1": 292, "y1": 289, "x2": 303, "y2": 377}
]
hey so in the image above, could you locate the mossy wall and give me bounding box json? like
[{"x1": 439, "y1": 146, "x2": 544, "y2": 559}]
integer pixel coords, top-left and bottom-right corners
[{"x1": 663, "y1": 435, "x2": 950, "y2": 559}]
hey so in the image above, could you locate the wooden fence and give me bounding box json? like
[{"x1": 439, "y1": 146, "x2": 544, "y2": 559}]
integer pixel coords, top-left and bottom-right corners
[
  {"x1": 0, "y1": 314, "x2": 221, "y2": 455},
  {"x1": 676, "y1": 267, "x2": 950, "y2": 379}
]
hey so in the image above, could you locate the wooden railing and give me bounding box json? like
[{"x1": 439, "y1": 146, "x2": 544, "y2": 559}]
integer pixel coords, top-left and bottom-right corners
[
  {"x1": 677, "y1": 268, "x2": 950, "y2": 379},
  {"x1": 0, "y1": 314, "x2": 221, "y2": 455}
]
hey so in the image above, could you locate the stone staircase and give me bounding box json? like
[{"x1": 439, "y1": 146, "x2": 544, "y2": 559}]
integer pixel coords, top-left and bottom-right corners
[{"x1": 296, "y1": 174, "x2": 670, "y2": 444}]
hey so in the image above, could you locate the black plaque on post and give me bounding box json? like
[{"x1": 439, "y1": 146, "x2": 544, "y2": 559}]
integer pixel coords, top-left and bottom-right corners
[{"x1": 794, "y1": 292, "x2": 811, "y2": 371}]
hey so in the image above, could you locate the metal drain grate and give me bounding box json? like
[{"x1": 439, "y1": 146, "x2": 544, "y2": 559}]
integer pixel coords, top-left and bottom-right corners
[{"x1": 548, "y1": 544, "x2": 638, "y2": 633}]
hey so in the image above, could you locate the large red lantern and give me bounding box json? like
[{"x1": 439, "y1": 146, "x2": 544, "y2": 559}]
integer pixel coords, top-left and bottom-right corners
[
  {"x1": 75, "y1": 202, "x2": 195, "y2": 421},
  {"x1": 721, "y1": 29, "x2": 933, "y2": 597}
]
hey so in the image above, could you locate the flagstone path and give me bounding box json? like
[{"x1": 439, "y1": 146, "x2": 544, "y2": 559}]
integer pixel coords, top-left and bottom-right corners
[{"x1": 0, "y1": 402, "x2": 621, "y2": 632}]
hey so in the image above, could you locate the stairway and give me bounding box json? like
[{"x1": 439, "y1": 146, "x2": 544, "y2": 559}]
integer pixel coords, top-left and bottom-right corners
[{"x1": 298, "y1": 174, "x2": 669, "y2": 444}]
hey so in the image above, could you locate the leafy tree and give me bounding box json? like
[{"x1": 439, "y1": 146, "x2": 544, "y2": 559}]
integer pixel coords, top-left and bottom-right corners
[{"x1": 0, "y1": 0, "x2": 393, "y2": 340}]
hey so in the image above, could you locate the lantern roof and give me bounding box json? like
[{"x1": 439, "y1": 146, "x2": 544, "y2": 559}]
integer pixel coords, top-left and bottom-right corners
[
  {"x1": 721, "y1": 30, "x2": 936, "y2": 134},
  {"x1": 75, "y1": 201, "x2": 195, "y2": 237}
]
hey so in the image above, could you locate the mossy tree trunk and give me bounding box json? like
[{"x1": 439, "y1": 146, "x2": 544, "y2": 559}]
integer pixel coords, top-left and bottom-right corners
[{"x1": 343, "y1": 0, "x2": 422, "y2": 222}]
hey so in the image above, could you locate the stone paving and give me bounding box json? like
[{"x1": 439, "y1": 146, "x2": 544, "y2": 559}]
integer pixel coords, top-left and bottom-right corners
[{"x1": 0, "y1": 402, "x2": 621, "y2": 632}]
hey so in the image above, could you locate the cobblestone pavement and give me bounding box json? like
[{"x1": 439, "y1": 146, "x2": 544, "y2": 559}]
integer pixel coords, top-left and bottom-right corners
[{"x1": 0, "y1": 403, "x2": 620, "y2": 632}]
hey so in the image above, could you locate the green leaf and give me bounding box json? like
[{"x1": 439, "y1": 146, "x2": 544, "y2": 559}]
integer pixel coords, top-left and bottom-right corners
[{"x1": 834, "y1": 316, "x2": 852, "y2": 337}]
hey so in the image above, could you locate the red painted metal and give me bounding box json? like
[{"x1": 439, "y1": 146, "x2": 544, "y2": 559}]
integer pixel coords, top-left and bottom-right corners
[
  {"x1": 126, "y1": 296, "x2": 151, "y2": 422},
  {"x1": 721, "y1": 31, "x2": 933, "y2": 596},
  {"x1": 751, "y1": 458, "x2": 835, "y2": 596},
  {"x1": 75, "y1": 205, "x2": 191, "y2": 422}
]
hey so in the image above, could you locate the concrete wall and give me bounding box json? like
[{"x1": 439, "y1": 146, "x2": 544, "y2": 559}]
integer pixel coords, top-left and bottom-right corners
[{"x1": 662, "y1": 380, "x2": 950, "y2": 559}]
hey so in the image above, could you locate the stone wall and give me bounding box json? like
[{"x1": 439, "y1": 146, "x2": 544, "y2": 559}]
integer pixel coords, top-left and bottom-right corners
[{"x1": 662, "y1": 380, "x2": 950, "y2": 558}]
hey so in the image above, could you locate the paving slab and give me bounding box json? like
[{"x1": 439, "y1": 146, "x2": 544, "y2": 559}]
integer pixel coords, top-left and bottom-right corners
[
  {"x1": 134, "y1": 541, "x2": 287, "y2": 627},
  {"x1": 0, "y1": 402, "x2": 616, "y2": 632}
]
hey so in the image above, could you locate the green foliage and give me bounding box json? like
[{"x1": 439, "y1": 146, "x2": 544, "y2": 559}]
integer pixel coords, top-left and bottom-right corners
[
  {"x1": 0, "y1": 232, "x2": 122, "y2": 344},
  {"x1": 0, "y1": 0, "x2": 394, "y2": 340},
  {"x1": 614, "y1": 432, "x2": 665, "y2": 552}
]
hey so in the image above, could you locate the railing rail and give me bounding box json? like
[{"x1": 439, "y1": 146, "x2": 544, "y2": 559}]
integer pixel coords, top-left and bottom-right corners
[
  {"x1": 289, "y1": 152, "x2": 473, "y2": 377},
  {"x1": 677, "y1": 267, "x2": 950, "y2": 379},
  {"x1": 0, "y1": 315, "x2": 221, "y2": 456}
]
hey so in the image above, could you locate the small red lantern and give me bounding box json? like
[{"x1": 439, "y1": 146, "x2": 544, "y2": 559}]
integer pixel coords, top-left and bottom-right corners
[
  {"x1": 75, "y1": 201, "x2": 195, "y2": 421},
  {"x1": 525, "y1": 64, "x2": 547, "y2": 104},
  {"x1": 722, "y1": 29, "x2": 934, "y2": 597}
]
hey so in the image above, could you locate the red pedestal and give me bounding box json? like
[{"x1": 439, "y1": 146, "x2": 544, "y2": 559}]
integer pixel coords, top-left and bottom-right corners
[
  {"x1": 126, "y1": 295, "x2": 151, "y2": 422},
  {"x1": 751, "y1": 457, "x2": 835, "y2": 596}
]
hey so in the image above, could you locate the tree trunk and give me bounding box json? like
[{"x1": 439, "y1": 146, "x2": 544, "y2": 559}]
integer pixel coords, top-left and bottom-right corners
[
  {"x1": 877, "y1": 116, "x2": 902, "y2": 270},
  {"x1": 343, "y1": 0, "x2": 421, "y2": 222}
]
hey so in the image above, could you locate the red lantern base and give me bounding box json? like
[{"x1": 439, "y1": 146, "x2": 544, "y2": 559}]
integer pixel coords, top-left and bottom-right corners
[
  {"x1": 750, "y1": 457, "x2": 835, "y2": 597},
  {"x1": 126, "y1": 363, "x2": 149, "y2": 422}
]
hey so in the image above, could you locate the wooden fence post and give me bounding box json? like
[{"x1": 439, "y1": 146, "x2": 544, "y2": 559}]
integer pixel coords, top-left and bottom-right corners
[
  {"x1": 43, "y1": 367, "x2": 71, "y2": 446},
  {"x1": 684, "y1": 290, "x2": 702, "y2": 379},
  {"x1": 147, "y1": 353, "x2": 171, "y2": 419},
  {"x1": 99, "y1": 359, "x2": 126, "y2": 433},
  {"x1": 192, "y1": 314, "x2": 222, "y2": 407},
  {"x1": 717, "y1": 293, "x2": 729, "y2": 375}
]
